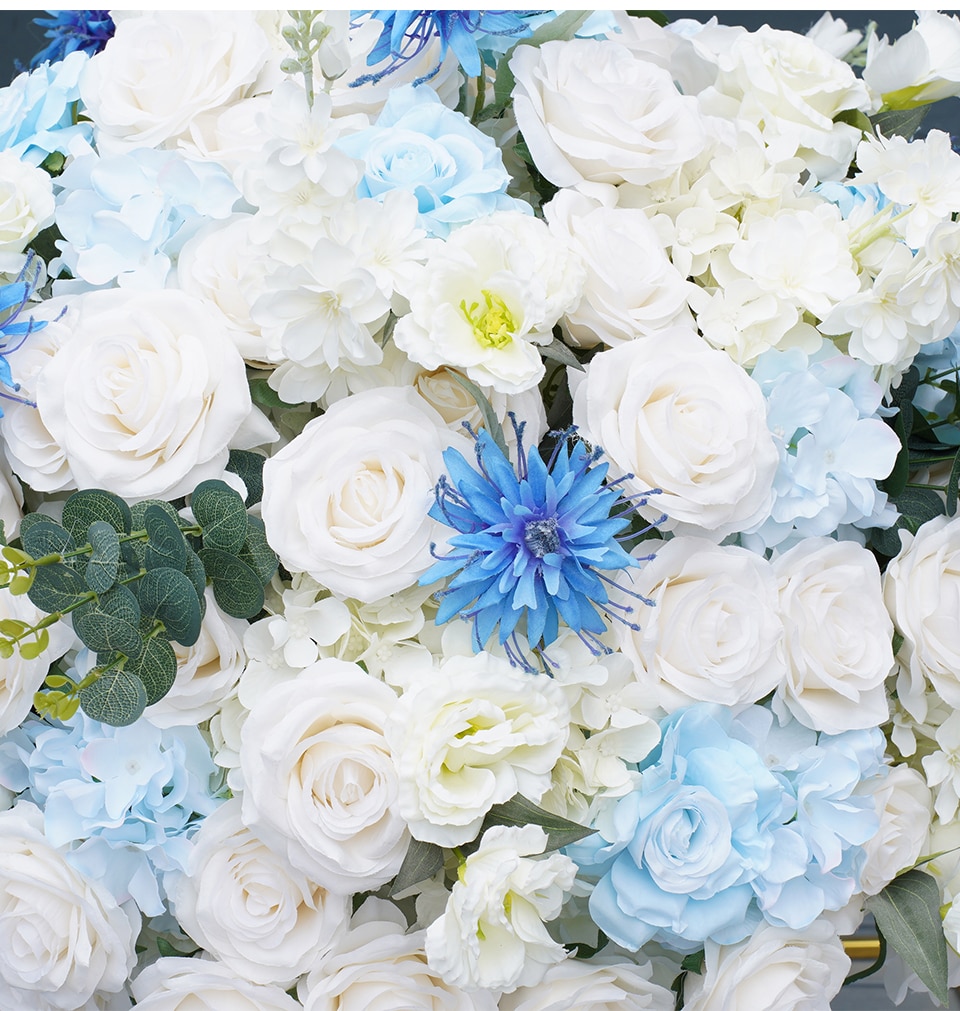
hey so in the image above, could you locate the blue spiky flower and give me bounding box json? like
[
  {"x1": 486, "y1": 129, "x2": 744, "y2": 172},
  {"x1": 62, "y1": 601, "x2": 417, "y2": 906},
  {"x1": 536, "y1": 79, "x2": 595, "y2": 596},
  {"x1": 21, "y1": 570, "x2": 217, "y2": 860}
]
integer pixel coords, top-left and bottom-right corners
[
  {"x1": 30, "y1": 10, "x2": 115, "y2": 69},
  {"x1": 421, "y1": 421, "x2": 660, "y2": 667},
  {"x1": 0, "y1": 253, "x2": 51, "y2": 414}
]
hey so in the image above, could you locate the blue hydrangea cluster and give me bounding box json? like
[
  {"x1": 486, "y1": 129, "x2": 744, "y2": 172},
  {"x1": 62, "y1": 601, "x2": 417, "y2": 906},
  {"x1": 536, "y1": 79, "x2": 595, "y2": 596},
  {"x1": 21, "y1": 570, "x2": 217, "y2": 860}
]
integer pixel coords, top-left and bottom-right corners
[
  {"x1": 574, "y1": 704, "x2": 885, "y2": 953},
  {"x1": 0, "y1": 707, "x2": 222, "y2": 916},
  {"x1": 338, "y1": 83, "x2": 530, "y2": 237},
  {"x1": 744, "y1": 345, "x2": 900, "y2": 551},
  {"x1": 29, "y1": 10, "x2": 115, "y2": 69},
  {"x1": 912, "y1": 324, "x2": 960, "y2": 446}
]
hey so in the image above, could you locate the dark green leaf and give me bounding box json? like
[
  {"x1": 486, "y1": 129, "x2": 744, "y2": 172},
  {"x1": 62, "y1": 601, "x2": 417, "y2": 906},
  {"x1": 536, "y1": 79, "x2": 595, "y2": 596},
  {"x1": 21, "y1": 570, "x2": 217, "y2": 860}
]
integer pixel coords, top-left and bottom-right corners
[
  {"x1": 85, "y1": 520, "x2": 120, "y2": 594},
  {"x1": 680, "y1": 951, "x2": 705, "y2": 975},
  {"x1": 144, "y1": 504, "x2": 187, "y2": 572},
  {"x1": 447, "y1": 371, "x2": 509, "y2": 457},
  {"x1": 73, "y1": 599, "x2": 143, "y2": 656},
  {"x1": 183, "y1": 547, "x2": 208, "y2": 603},
  {"x1": 539, "y1": 338, "x2": 585, "y2": 371},
  {"x1": 130, "y1": 499, "x2": 182, "y2": 529},
  {"x1": 834, "y1": 108, "x2": 874, "y2": 133},
  {"x1": 884, "y1": 410, "x2": 910, "y2": 498},
  {"x1": 22, "y1": 519, "x2": 75, "y2": 565},
  {"x1": 227, "y1": 449, "x2": 266, "y2": 506},
  {"x1": 239, "y1": 516, "x2": 279, "y2": 584},
  {"x1": 128, "y1": 637, "x2": 178, "y2": 706},
  {"x1": 136, "y1": 567, "x2": 202, "y2": 647},
  {"x1": 192, "y1": 480, "x2": 248, "y2": 554},
  {"x1": 627, "y1": 10, "x2": 669, "y2": 26},
  {"x1": 871, "y1": 519, "x2": 908, "y2": 558},
  {"x1": 249, "y1": 377, "x2": 299, "y2": 409},
  {"x1": 80, "y1": 668, "x2": 147, "y2": 727},
  {"x1": 198, "y1": 548, "x2": 265, "y2": 619},
  {"x1": 17, "y1": 511, "x2": 50, "y2": 542},
  {"x1": 389, "y1": 838, "x2": 445, "y2": 896},
  {"x1": 62, "y1": 489, "x2": 132, "y2": 541},
  {"x1": 897, "y1": 486, "x2": 946, "y2": 534},
  {"x1": 28, "y1": 563, "x2": 89, "y2": 614},
  {"x1": 871, "y1": 105, "x2": 929, "y2": 140},
  {"x1": 482, "y1": 794, "x2": 595, "y2": 851},
  {"x1": 866, "y1": 869, "x2": 948, "y2": 1008},
  {"x1": 946, "y1": 451, "x2": 960, "y2": 516}
]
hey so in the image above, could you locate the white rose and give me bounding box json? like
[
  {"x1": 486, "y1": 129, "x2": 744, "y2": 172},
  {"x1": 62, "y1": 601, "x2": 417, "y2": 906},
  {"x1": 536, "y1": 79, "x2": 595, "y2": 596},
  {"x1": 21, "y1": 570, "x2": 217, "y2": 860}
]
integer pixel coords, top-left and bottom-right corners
[
  {"x1": 239, "y1": 659, "x2": 408, "y2": 894},
  {"x1": 682, "y1": 919, "x2": 850, "y2": 1011},
  {"x1": 130, "y1": 957, "x2": 300, "y2": 1011},
  {"x1": 261, "y1": 386, "x2": 453, "y2": 602},
  {"x1": 81, "y1": 12, "x2": 270, "y2": 152},
  {"x1": 611, "y1": 536, "x2": 785, "y2": 712},
  {"x1": 0, "y1": 801, "x2": 137, "y2": 1011},
  {"x1": 300, "y1": 897, "x2": 494, "y2": 1011},
  {"x1": 0, "y1": 453, "x2": 23, "y2": 543},
  {"x1": 424, "y1": 824, "x2": 576, "y2": 993},
  {"x1": 386, "y1": 652, "x2": 570, "y2": 846},
  {"x1": 511, "y1": 39, "x2": 707, "y2": 189},
  {"x1": 0, "y1": 151, "x2": 54, "y2": 255},
  {"x1": 27, "y1": 289, "x2": 275, "y2": 502},
  {"x1": 883, "y1": 515, "x2": 960, "y2": 718},
  {"x1": 499, "y1": 958, "x2": 674, "y2": 1011},
  {"x1": 573, "y1": 327, "x2": 778, "y2": 536},
  {"x1": 169, "y1": 798, "x2": 350, "y2": 987},
  {"x1": 773, "y1": 538, "x2": 893, "y2": 734}
]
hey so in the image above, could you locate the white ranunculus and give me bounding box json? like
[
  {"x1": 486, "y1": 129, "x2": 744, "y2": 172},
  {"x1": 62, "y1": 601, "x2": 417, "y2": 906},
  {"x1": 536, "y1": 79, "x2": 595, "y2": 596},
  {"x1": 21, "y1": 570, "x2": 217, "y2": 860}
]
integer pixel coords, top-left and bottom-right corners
[
  {"x1": 130, "y1": 957, "x2": 300, "y2": 1011},
  {"x1": 511, "y1": 38, "x2": 707, "y2": 189},
  {"x1": 386, "y1": 652, "x2": 570, "y2": 846},
  {"x1": 773, "y1": 538, "x2": 893, "y2": 734},
  {"x1": 239, "y1": 659, "x2": 408, "y2": 894},
  {"x1": 261, "y1": 386, "x2": 453, "y2": 602},
  {"x1": 169, "y1": 798, "x2": 350, "y2": 987},
  {"x1": 425, "y1": 824, "x2": 576, "y2": 993},
  {"x1": 682, "y1": 919, "x2": 850, "y2": 1011},
  {"x1": 572, "y1": 327, "x2": 778, "y2": 537},
  {"x1": 0, "y1": 150, "x2": 54, "y2": 256},
  {"x1": 0, "y1": 801, "x2": 137, "y2": 1011},
  {"x1": 28, "y1": 289, "x2": 275, "y2": 502},
  {"x1": 299, "y1": 897, "x2": 494, "y2": 1011},
  {"x1": 611, "y1": 536, "x2": 785, "y2": 712},
  {"x1": 81, "y1": 12, "x2": 270, "y2": 152}
]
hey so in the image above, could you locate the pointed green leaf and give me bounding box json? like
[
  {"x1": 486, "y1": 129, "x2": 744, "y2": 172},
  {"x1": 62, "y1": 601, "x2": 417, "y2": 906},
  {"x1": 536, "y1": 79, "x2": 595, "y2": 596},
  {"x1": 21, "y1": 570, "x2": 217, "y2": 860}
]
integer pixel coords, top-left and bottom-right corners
[
  {"x1": 871, "y1": 105, "x2": 929, "y2": 140},
  {"x1": 144, "y1": 504, "x2": 187, "y2": 572},
  {"x1": 249, "y1": 376, "x2": 299, "y2": 409},
  {"x1": 192, "y1": 480, "x2": 248, "y2": 554},
  {"x1": 539, "y1": 338, "x2": 584, "y2": 371},
  {"x1": 28, "y1": 563, "x2": 89, "y2": 614},
  {"x1": 198, "y1": 547, "x2": 264, "y2": 619},
  {"x1": 79, "y1": 668, "x2": 147, "y2": 727},
  {"x1": 62, "y1": 489, "x2": 132, "y2": 542},
  {"x1": 897, "y1": 486, "x2": 946, "y2": 535},
  {"x1": 239, "y1": 515, "x2": 279, "y2": 584},
  {"x1": 866, "y1": 869, "x2": 948, "y2": 1008},
  {"x1": 946, "y1": 451, "x2": 960, "y2": 516},
  {"x1": 136, "y1": 567, "x2": 202, "y2": 647},
  {"x1": 390, "y1": 837, "x2": 445, "y2": 897},
  {"x1": 227, "y1": 449, "x2": 266, "y2": 507},
  {"x1": 482, "y1": 794, "x2": 595, "y2": 851},
  {"x1": 22, "y1": 519, "x2": 75, "y2": 565},
  {"x1": 447, "y1": 371, "x2": 508, "y2": 457},
  {"x1": 85, "y1": 520, "x2": 120, "y2": 594}
]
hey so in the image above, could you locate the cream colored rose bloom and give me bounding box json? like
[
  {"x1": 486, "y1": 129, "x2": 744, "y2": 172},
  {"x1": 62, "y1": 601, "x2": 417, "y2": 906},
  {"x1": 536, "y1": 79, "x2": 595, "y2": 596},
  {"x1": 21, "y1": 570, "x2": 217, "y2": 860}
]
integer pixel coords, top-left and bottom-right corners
[
  {"x1": 0, "y1": 150, "x2": 54, "y2": 256},
  {"x1": 130, "y1": 958, "x2": 300, "y2": 1011},
  {"x1": 500, "y1": 958, "x2": 674, "y2": 1011}
]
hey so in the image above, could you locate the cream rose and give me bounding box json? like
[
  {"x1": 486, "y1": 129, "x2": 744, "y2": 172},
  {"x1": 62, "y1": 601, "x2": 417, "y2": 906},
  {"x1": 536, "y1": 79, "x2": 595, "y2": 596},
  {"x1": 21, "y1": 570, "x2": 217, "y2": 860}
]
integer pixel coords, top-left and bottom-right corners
[
  {"x1": 239, "y1": 659, "x2": 408, "y2": 894},
  {"x1": 499, "y1": 958, "x2": 675, "y2": 1011},
  {"x1": 773, "y1": 538, "x2": 893, "y2": 734},
  {"x1": 573, "y1": 327, "x2": 778, "y2": 536},
  {"x1": 130, "y1": 958, "x2": 300, "y2": 1011},
  {"x1": 0, "y1": 150, "x2": 54, "y2": 255},
  {"x1": 169, "y1": 798, "x2": 350, "y2": 987},
  {"x1": 0, "y1": 801, "x2": 137, "y2": 1011},
  {"x1": 27, "y1": 289, "x2": 275, "y2": 502},
  {"x1": 261, "y1": 386, "x2": 453, "y2": 602},
  {"x1": 611, "y1": 536, "x2": 785, "y2": 712}
]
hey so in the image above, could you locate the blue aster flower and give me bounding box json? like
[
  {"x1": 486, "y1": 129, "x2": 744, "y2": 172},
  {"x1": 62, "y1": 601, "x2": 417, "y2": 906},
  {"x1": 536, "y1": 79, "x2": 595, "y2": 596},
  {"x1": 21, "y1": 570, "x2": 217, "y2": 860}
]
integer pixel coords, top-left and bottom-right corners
[
  {"x1": 352, "y1": 10, "x2": 535, "y2": 87},
  {"x1": 421, "y1": 421, "x2": 661, "y2": 667},
  {"x1": 29, "y1": 10, "x2": 115, "y2": 69}
]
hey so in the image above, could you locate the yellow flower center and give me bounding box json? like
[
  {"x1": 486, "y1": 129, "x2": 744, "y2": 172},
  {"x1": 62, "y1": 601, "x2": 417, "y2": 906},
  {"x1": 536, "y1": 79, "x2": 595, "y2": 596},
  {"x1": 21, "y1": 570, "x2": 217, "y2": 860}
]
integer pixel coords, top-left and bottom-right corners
[{"x1": 461, "y1": 290, "x2": 516, "y2": 349}]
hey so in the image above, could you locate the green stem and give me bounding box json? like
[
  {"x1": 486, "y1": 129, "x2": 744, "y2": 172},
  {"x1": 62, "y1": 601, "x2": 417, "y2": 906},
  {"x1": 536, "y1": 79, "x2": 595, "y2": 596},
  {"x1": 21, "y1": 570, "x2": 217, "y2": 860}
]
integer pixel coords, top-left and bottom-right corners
[
  {"x1": 905, "y1": 482, "x2": 948, "y2": 491},
  {"x1": 472, "y1": 71, "x2": 486, "y2": 123}
]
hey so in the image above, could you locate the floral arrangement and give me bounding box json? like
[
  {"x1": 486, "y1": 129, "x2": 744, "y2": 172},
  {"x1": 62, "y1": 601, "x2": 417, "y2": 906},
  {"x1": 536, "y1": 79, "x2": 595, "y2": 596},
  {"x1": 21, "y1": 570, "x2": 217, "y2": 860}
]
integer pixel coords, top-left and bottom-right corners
[{"x1": 3, "y1": 8, "x2": 960, "y2": 1010}]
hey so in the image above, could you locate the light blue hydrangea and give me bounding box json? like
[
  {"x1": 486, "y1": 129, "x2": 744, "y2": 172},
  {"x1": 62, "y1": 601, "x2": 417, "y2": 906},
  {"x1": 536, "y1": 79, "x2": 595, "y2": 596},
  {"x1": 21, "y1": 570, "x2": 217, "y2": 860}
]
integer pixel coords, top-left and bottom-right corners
[
  {"x1": 52, "y1": 147, "x2": 240, "y2": 290},
  {"x1": 912, "y1": 324, "x2": 960, "y2": 445},
  {"x1": 574, "y1": 704, "x2": 885, "y2": 953},
  {"x1": 743, "y1": 344, "x2": 900, "y2": 552},
  {"x1": 0, "y1": 707, "x2": 222, "y2": 916},
  {"x1": 816, "y1": 180, "x2": 888, "y2": 220},
  {"x1": 336, "y1": 83, "x2": 530, "y2": 237},
  {"x1": 0, "y1": 50, "x2": 94, "y2": 164}
]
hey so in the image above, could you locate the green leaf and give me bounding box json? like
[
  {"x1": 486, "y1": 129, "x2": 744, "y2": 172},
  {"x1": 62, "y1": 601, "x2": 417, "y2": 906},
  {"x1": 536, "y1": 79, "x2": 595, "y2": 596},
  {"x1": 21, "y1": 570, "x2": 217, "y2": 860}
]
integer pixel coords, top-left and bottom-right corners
[
  {"x1": 22, "y1": 519, "x2": 75, "y2": 565},
  {"x1": 447, "y1": 371, "x2": 509, "y2": 457},
  {"x1": 482, "y1": 794, "x2": 595, "y2": 851},
  {"x1": 249, "y1": 377, "x2": 299, "y2": 410},
  {"x1": 897, "y1": 486, "x2": 946, "y2": 535},
  {"x1": 871, "y1": 105, "x2": 929, "y2": 140},
  {"x1": 28, "y1": 563, "x2": 89, "y2": 614},
  {"x1": 79, "y1": 668, "x2": 147, "y2": 727},
  {"x1": 239, "y1": 515, "x2": 279, "y2": 584},
  {"x1": 866, "y1": 869, "x2": 948, "y2": 1008},
  {"x1": 192, "y1": 479, "x2": 248, "y2": 554},
  {"x1": 946, "y1": 451, "x2": 960, "y2": 516},
  {"x1": 113, "y1": 636, "x2": 178, "y2": 706},
  {"x1": 144, "y1": 504, "x2": 188, "y2": 572},
  {"x1": 539, "y1": 338, "x2": 585, "y2": 371},
  {"x1": 884, "y1": 410, "x2": 910, "y2": 498},
  {"x1": 62, "y1": 489, "x2": 132, "y2": 541},
  {"x1": 183, "y1": 547, "x2": 208, "y2": 603},
  {"x1": 626, "y1": 10, "x2": 669, "y2": 26},
  {"x1": 389, "y1": 837, "x2": 445, "y2": 896},
  {"x1": 85, "y1": 520, "x2": 120, "y2": 594},
  {"x1": 17, "y1": 511, "x2": 51, "y2": 541},
  {"x1": 73, "y1": 600, "x2": 143, "y2": 656},
  {"x1": 198, "y1": 547, "x2": 265, "y2": 619},
  {"x1": 136, "y1": 567, "x2": 203, "y2": 647},
  {"x1": 227, "y1": 450, "x2": 266, "y2": 507}
]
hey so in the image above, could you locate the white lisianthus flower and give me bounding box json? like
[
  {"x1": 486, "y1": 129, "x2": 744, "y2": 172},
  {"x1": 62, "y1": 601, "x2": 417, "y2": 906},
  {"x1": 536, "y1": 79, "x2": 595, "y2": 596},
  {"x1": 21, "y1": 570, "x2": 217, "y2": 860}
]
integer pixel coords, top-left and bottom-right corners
[
  {"x1": 573, "y1": 327, "x2": 778, "y2": 537},
  {"x1": 81, "y1": 12, "x2": 270, "y2": 153},
  {"x1": 130, "y1": 958, "x2": 300, "y2": 1011},
  {"x1": 0, "y1": 150, "x2": 53, "y2": 258},
  {"x1": 239, "y1": 660, "x2": 408, "y2": 894},
  {"x1": 261, "y1": 386, "x2": 453, "y2": 602},
  {"x1": 393, "y1": 211, "x2": 583, "y2": 395},
  {"x1": 424, "y1": 825, "x2": 576, "y2": 993},
  {"x1": 386, "y1": 652, "x2": 570, "y2": 846},
  {"x1": 773, "y1": 538, "x2": 893, "y2": 734},
  {"x1": 168, "y1": 798, "x2": 350, "y2": 987},
  {"x1": 0, "y1": 801, "x2": 137, "y2": 1011},
  {"x1": 511, "y1": 38, "x2": 707, "y2": 189},
  {"x1": 21, "y1": 289, "x2": 275, "y2": 502},
  {"x1": 499, "y1": 958, "x2": 675, "y2": 1011},
  {"x1": 681, "y1": 919, "x2": 850, "y2": 1011},
  {"x1": 610, "y1": 537, "x2": 786, "y2": 712},
  {"x1": 864, "y1": 11, "x2": 960, "y2": 107}
]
